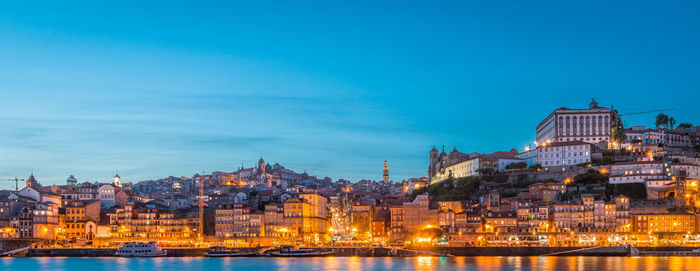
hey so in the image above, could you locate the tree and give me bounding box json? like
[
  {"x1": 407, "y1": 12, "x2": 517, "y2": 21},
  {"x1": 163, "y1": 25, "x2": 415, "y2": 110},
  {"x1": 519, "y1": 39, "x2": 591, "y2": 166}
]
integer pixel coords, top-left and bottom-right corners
[
  {"x1": 560, "y1": 192, "x2": 574, "y2": 201},
  {"x1": 543, "y1": 178, "x2": 557, "y2": 184},
  {"x1": 668, "y1": 117, "x2": 677, "y2": 129},
  {"x1": 573, "y1": 169, "x2": 608, "y2": 184},
  {"x1": 505, "y1": 162, "x2": 527, "y2": 170},
  {"x1": 528, "y1": 164, "x2": 542, "y2": 170},
  {"x1": 678, "y1": 123, "x2": 693, "y2": 129},
  {"x1": 610, "y1": 108, "x2": 626, "y2": 145},
  {"x1": 655, "y1": 113, "x2": 669, "y2": 129},
  {"x1": 606, "y1": 183, "x2": 646, "y2": 200}
]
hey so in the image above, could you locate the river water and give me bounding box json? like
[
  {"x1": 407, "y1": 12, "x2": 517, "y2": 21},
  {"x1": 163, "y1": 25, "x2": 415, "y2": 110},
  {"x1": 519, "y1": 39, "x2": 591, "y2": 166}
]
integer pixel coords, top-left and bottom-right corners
[{"x1": 1, "y1": 256, "x2": 698, "y2": 270}]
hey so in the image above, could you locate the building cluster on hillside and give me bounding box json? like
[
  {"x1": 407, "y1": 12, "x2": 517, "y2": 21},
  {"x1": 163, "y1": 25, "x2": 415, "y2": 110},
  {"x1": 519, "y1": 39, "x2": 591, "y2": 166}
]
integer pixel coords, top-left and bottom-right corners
[{"x1": 2, "y1": 99, "x2": 700, "y2": 248}]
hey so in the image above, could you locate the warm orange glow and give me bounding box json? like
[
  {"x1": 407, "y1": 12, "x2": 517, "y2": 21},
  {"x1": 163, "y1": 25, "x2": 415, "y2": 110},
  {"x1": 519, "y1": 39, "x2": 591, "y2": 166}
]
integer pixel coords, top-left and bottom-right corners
[{"x1": 599, "y1": 168, "x2": 609, "y2": 174}]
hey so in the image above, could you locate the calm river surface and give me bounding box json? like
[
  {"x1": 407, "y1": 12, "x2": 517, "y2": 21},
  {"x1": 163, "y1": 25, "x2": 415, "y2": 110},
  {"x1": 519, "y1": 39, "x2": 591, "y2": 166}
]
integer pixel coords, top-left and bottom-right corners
[{"x1": 1, "y1": 256, "x2": 699, "y2": 271}]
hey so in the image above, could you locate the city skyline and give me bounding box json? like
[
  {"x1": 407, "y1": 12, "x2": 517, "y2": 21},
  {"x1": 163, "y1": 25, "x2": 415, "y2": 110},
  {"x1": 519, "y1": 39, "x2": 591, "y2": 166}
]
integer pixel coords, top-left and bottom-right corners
[{"x1": 2, "y1": 1, "x2": 700, "y2": 186}]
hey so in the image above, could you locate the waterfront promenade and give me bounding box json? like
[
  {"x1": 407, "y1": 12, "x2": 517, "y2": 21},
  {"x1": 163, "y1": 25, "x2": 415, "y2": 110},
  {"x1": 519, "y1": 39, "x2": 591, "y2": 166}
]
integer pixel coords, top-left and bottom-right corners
[{"x1": 5, "y1": 245, "x2": 673, "y2": 257}]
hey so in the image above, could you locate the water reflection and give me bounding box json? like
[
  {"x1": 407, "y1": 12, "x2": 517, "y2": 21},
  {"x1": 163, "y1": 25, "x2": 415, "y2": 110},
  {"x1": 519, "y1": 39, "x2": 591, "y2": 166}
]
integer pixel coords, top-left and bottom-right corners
[{"x1": 2, "y1": 256, "x2": 700, "y2": 271}]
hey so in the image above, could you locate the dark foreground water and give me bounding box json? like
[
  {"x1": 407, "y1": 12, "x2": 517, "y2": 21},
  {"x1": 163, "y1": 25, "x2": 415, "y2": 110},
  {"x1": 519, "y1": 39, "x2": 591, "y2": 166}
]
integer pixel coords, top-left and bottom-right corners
[{"x1": 1, "y1": 256, "x2": 698, "y2": 271}]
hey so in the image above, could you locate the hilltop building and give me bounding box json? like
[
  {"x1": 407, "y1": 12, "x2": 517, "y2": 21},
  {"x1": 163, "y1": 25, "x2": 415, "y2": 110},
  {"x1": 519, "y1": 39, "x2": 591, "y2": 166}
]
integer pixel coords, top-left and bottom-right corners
[{"x1": 536, "y1": 99, "x2": 612, "y2": 146}]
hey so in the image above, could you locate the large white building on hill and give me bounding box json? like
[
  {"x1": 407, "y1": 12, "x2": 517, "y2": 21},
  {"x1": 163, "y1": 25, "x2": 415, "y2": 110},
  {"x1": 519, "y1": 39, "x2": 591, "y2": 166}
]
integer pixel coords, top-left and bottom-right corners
[
  {"x1": 537, "y1": 141, "x2": 591, "y2": 170},
  {"x1": 536, "y1": 99, "x2": 612, "y2": 146}
]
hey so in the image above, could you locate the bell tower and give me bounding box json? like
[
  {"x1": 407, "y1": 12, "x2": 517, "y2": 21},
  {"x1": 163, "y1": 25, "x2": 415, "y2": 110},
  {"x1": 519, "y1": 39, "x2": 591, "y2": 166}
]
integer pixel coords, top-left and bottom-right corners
[
  {"x1": 113, "y1": 172, "x2": 122, "y2": 188},
  {"x1": 383, "y1": 160, "x2": 389, "y2": 184}
]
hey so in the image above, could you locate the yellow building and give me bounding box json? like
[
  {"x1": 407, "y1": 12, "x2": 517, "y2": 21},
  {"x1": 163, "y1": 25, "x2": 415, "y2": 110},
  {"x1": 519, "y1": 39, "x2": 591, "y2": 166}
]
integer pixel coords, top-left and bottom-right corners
[
  {"x1": 62, "y1": 200, "x2": 100, "y2": 240},
  {"x1": 283, "y1": 193, "x2": 329, "y2": 243},
  {"x1": 632, "y1": 214, "x2": 696, "y2": 233}
]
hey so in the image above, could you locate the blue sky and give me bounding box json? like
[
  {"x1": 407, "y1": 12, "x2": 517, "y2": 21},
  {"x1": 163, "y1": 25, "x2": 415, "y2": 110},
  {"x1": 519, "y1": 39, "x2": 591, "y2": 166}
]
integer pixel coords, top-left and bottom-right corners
[{"x1": 1, "y1": 1, "x2": 699, "y2": 187}]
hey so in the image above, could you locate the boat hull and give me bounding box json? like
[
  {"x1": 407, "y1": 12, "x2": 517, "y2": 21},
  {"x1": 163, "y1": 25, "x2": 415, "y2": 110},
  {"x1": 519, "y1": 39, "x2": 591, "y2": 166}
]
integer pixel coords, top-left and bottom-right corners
[
  {"x1": 204, "y1": 253, "x2": 255, "y2": 257},
  {"x1": 268, "y1": 251, "x2": 335, "y2": 257},
  {"x1": 115, "y1": 251, "x2": 168, "y2": 257}
]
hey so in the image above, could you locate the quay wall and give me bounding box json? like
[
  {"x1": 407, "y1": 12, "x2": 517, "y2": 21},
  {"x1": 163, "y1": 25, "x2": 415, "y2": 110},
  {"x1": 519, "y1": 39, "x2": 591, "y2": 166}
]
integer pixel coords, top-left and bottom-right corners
[
  {"x1": 23, "y1": 246, "x2": 677, "y2": 257},
  {"x1": 26, "y1": 248, "x2": 208, "y2": 257}
]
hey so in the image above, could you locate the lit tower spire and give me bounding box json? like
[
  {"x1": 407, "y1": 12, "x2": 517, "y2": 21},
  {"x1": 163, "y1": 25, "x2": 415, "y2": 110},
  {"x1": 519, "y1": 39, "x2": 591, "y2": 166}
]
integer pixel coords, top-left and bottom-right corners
[
  {"x1": 113, "y1": 172, "x2": 122, "y2": 188},
  {"x1": 383, "y1": 160, "x2": 389, "y2": 184}
]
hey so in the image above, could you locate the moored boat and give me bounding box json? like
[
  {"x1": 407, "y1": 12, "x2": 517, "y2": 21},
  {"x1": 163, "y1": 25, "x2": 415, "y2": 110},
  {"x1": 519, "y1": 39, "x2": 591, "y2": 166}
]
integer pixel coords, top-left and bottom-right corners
[
  {"x1": 268, "y1": 246, "x2": 334, "y2": 257},
  {"x1": 115, "y1": 241, "x2": 167, "y2": 257},
  {"x1": 204, "y1": 246, "x2": 255, "y2": 257}
]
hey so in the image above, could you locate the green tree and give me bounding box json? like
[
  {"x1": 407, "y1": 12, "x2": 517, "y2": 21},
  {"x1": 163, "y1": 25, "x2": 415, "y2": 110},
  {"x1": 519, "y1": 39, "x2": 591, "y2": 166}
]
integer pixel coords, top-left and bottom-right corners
[
  {"x1": 560, "y1": 192, "x2": 574, "y2": 201},
  {"x1": 573, "y1": 169, "x2": 608, "y2": 184},
  {"x1": 610, "y1": 108, "x2": 626, "y2": 145},
  {"x1": 528, "y1": 164, "x2": 542, "y2": 170},
  {"x1": 543, "y1": 178, "x2": 557, "y2": 184},
  {"x1": 606, "y1": 183, "x2": 646, "y2": 200},
  {"x1": 655, "y1": 113, "x2": 669, "y2": 129},
  {"x1": 505, "y1": 162, "x2": 527, "y2": 170},
  {"x1": 668, "y1": 117, "x2": 677, "y2": 129},
  {"x1": 678, "y1": 123, "x2": 693, "y2": 129}
]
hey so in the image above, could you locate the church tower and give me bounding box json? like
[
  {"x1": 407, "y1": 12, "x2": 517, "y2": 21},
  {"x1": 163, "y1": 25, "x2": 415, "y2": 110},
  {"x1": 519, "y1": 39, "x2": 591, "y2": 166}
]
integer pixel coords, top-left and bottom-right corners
[
  {"x1": 383, "y1": 160, "x2": 389, "y2": 184},
  {"x1": 66, "y1": 175, "x2": 78, "y2": 185},
  {"x1": 429, "y1": 146, "x2": 438, "y2": 178},
  {"x1": 258, "y1": 157, "x2": 266, "y2": 175},
  {"x1": 113, "y1": 172, "x2": 122, "y2": 188},
  {"x1": 26, "y1": 174, "x2": 40, "y2": 187}
]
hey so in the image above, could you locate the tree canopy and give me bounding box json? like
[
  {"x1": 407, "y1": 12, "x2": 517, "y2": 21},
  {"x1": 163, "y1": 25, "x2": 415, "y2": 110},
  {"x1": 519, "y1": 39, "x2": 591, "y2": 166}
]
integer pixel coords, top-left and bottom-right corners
[
  {"x1": 655, "y1": 113, "x2": 669, "y2": 128},
  {"x1": 505, "y1": 162, "x2": 527, "y2": 170},
  {"x1": 409, "y1": 176, "x2": 480, "y2": 201},
  {"x1": 573, "y1": 169, "x2": 608, "y2": 184}
]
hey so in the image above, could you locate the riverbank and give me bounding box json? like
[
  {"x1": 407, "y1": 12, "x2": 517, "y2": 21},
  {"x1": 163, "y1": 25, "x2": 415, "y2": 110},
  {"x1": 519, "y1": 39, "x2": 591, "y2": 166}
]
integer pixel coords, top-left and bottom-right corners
[{"x1": 18, "y1": 246, "x2": 649, "y2": 257}]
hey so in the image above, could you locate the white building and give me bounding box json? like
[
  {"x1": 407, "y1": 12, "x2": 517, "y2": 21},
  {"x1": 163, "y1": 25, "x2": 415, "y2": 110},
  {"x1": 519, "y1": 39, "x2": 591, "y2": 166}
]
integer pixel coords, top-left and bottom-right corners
[
  {"x1": 536, "y1": 99, "x2": 611, "y2": 146},
  {"x1": 624, "y1": 126, "x2": 693, "y2": 148},
  {"x1": 670, "y1": 163, "x2": 700, "y2": 179},
  {"x1": 17, "y1": 186, "x2": 62, "y2": 205},
  {"x1": 609, "y1": 161, "x2": 667, "y2": 184},
  {"x1": 430, "y1": 150, "x2": 521, "y2": 184},
  {"x1": 610, "y1": 161, "x2": 666, "y2": 176},
  {"x1": 432, "y1": 157, "x2": 481, "y2": 183},
  {"x1": 98, "y1": 184, "x2": 116, "y2": 209},
  {"x1": 610, "y1": 174, "x2": 667, "y2": 184},
  {"x1": 537, "y1": 141, "x2": 591, "y2": 169},
  {"x1": 515, "y1": 148, "x2": 538, "y2": 167}
]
